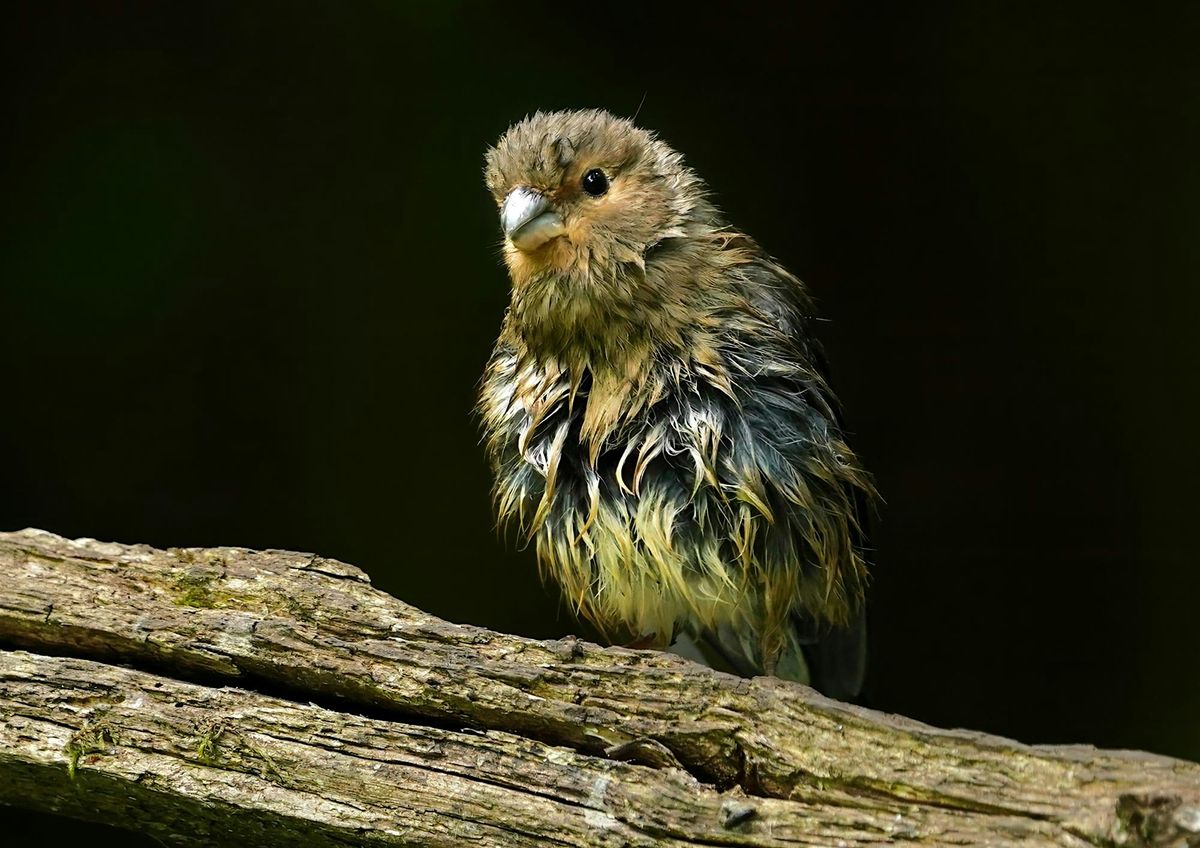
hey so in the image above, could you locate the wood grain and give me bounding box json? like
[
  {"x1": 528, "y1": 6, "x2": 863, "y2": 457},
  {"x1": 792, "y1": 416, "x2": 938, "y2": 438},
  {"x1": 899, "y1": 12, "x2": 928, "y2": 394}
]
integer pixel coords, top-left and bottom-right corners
[{"x1": 0, "y1": 529, "x2": 1197, "y2": 846}]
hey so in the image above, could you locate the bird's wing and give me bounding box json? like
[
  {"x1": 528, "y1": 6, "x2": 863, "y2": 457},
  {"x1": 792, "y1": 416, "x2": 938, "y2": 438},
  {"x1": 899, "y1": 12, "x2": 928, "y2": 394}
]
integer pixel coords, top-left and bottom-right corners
[{"x1": 744, "y1": 253, "x2": 874, "y2": 701}]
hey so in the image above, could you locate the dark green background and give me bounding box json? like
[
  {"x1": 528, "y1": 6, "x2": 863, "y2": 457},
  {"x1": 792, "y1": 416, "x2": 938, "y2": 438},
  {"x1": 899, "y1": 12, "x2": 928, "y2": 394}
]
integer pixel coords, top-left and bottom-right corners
[{"x1": 3, "y1": 2, "x2": 1198, "y2": 841}]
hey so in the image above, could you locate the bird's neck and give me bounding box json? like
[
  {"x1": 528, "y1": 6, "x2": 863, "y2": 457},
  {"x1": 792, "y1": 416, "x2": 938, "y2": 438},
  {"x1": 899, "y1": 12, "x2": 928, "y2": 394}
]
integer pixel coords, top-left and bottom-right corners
[{"x1": 506, "y1": 260, "x2": 689, "y2": 377}]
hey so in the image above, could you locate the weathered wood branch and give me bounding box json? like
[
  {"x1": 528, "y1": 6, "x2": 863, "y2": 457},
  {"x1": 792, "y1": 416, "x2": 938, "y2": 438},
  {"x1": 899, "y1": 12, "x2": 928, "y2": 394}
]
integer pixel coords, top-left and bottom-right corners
[{"x1": 0, "y1": 530, "x2": 1197, "y2": 847}]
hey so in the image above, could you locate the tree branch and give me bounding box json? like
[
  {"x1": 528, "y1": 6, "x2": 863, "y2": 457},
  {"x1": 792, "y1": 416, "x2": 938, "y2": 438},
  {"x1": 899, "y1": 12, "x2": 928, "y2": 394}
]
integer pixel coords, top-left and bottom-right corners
[{"x1": 0, "y1": 529, "x2": 1196, "y2": 847}]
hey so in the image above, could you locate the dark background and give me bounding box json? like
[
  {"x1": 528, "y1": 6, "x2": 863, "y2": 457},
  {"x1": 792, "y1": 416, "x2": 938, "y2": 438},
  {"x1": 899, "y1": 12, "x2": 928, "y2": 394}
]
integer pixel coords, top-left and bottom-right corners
[{"x1": 3, "y1": 2, "x2": 1198, "y2": 841}]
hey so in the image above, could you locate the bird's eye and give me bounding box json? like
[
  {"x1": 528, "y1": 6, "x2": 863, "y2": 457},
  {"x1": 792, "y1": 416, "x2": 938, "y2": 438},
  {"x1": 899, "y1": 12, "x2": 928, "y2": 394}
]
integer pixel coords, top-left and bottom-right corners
[{"x1": 581, "y1": 168, "x2": 609, "y2": 197}]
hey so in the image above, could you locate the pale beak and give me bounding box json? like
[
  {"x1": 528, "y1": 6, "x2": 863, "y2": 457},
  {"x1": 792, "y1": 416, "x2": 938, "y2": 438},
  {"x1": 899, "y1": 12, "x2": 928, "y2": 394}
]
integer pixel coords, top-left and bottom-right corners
[{"x1": 501, "y1": 186, "x2": 566, "y2": 252}]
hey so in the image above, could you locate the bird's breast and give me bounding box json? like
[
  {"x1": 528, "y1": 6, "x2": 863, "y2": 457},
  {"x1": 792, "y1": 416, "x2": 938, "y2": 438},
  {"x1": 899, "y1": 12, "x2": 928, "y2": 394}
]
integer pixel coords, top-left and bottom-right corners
[{"x1": 482, "y1": 350, "x2": 761, "y2": 640}]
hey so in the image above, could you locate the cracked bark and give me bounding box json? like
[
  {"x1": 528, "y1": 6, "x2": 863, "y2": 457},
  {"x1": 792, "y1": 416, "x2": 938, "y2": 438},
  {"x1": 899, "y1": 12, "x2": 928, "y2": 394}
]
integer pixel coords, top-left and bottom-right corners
[{"x1": 0, "y1": 529, "x2": 1197, "y2": 847}]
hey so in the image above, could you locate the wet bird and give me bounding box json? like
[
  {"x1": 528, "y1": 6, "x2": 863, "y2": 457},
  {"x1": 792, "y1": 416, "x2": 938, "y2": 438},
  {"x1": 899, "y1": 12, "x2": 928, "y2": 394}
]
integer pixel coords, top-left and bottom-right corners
[{"x1": 479, "y1": 109, "x2": 875, "y2": 698}]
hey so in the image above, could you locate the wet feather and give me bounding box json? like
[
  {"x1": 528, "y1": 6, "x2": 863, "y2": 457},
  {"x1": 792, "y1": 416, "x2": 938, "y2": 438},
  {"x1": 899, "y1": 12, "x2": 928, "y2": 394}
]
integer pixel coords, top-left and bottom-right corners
[{"x1": 479, "y1": 109, "x2": 876, "y2": 691}]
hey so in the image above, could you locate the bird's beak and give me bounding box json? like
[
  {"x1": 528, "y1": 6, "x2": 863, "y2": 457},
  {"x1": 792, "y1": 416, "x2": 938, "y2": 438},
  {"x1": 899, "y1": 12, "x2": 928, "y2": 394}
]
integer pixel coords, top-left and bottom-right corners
[{"x1": 501, "y1": 187, "x2": 566, "y2": 252}]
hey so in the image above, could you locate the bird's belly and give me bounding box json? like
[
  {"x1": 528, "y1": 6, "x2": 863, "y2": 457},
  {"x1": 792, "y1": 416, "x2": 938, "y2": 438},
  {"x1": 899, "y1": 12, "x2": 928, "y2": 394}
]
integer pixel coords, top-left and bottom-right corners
[{"x1": 534, "y1": 482, "x2": 751, "y2": 644}]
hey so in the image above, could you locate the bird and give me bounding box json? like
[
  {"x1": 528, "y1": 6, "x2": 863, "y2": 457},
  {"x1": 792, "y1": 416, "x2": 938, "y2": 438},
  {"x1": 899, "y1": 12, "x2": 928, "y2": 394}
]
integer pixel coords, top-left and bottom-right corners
[{"x1": 478, "y1": 109, "x2": 875, "y2": 699}]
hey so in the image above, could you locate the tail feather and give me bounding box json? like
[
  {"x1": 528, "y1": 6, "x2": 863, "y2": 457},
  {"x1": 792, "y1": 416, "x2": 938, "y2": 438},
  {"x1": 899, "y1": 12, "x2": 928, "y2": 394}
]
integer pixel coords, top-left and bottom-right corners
[
  {"x1": 798, "y1": 608, "x2": 867, "y2": 701},
  {"x1": 677, "y1": 610, "x2": 867, "y2": 701}
]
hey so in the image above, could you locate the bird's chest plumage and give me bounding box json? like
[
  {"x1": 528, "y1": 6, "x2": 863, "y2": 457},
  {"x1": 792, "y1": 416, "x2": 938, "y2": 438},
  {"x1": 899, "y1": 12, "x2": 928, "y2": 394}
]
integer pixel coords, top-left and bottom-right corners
[{"x1": 482, "y1": 350, "x2": 770, "y2": 642}]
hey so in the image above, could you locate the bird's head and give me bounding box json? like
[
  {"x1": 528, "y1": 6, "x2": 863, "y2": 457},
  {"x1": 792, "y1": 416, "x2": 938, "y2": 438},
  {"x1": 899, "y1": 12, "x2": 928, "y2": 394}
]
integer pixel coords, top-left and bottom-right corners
[
  {"x1": 484, "y1": 110, "x2": 724, "y2": 364},
  {"x1": 485, "y1": 109, "x2": 703, "y2": 281}
]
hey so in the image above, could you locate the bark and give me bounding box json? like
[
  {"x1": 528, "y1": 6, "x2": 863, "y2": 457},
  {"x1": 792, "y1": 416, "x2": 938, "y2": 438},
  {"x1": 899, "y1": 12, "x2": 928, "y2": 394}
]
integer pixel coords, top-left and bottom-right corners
[{"x1": 0, "y1": 529, "x2": 1196, "y2": 847}]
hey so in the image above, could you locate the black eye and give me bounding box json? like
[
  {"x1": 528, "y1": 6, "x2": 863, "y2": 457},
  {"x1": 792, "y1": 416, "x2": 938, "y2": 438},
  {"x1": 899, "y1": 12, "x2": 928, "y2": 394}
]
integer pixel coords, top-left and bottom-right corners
[{"x1": 581, "y1": 168, "x2": 609, "y2": 197}]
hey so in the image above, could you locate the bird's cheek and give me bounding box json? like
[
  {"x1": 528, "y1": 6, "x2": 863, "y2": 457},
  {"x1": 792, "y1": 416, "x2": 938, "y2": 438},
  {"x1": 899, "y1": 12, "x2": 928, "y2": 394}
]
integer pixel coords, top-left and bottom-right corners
[{"x1": 563, "y1": 216, "x2": 592, "y2": 247}]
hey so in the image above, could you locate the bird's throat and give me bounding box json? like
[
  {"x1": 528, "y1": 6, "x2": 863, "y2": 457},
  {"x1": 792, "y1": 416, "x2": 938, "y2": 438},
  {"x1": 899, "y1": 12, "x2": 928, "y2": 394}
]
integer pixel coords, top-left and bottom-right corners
[{"x1": 507, "y1": 258, "x2": 695, "y2": 376}]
